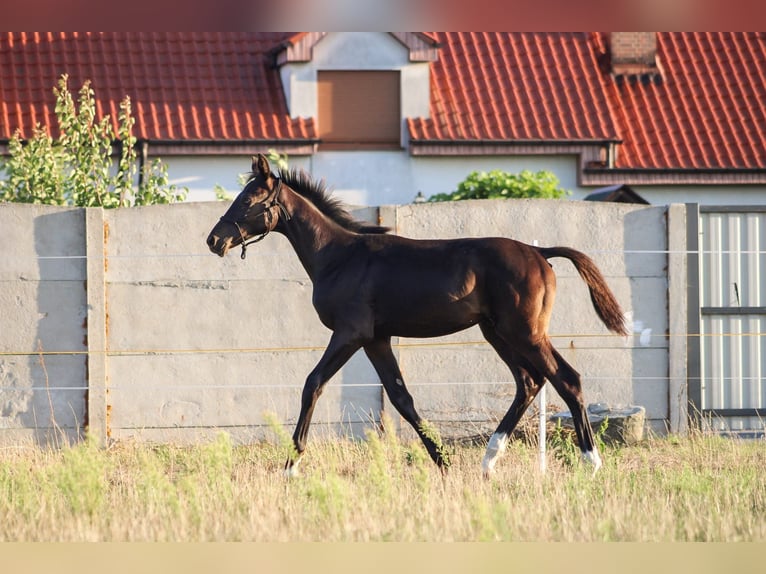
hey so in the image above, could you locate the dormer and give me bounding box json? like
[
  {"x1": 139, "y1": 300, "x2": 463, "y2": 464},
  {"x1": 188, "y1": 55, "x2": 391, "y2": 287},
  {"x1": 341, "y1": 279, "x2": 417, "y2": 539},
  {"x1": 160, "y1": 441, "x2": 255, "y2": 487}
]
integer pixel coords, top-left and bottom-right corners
[{"x1": 273, "y1": 33, "x2": 439, "y2": 150}]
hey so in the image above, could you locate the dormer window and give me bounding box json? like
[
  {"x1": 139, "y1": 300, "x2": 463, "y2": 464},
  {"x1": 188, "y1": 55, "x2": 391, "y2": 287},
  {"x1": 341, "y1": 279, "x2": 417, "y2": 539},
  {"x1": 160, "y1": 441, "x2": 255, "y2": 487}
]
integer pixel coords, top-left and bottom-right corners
[
  {"x1": 275, "y1": 33, "x2": 436, "y2": 153},
  {"x1": 317, "y1": 70, "x2": 401, "y2": 150}
]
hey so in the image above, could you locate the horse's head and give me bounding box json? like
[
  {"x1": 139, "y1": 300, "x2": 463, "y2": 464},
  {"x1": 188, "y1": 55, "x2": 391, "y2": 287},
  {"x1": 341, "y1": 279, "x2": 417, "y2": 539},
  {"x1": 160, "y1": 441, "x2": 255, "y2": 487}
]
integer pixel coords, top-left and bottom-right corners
[{"x1": 206, "y1": 154, "x2": 289, "y2": 259}]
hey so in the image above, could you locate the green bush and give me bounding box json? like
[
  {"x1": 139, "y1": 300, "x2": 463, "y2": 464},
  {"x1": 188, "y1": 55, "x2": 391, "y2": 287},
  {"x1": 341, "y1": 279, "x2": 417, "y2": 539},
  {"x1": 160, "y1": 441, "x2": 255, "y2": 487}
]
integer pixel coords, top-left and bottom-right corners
[
  {"x1": 428, "y1": 169, "x2": 570, "y2": 202},
  {"x1": 0, "y1": 74, "x2": 186, "y2": 208}
]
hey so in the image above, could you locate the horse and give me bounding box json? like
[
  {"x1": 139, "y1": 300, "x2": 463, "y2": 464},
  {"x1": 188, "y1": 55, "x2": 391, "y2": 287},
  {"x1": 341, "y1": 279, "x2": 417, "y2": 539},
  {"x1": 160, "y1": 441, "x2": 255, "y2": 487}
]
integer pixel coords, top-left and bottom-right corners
[{"x1": 207, "y1": 154, "x2": 628, "y2": 478}]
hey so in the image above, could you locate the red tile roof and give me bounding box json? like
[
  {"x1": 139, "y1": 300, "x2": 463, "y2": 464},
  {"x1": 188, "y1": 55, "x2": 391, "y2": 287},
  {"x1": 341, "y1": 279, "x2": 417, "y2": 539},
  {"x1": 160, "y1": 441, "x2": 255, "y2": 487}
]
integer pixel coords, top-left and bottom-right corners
[
  {"x1": 408, "y1": 32, "x2": 621, "y2": 142},
  {"x1": 2, "y1": 32, "x2": 765, "y2": 176},
  {"x1": 597, "y1": 32, "x2": 766, "y2": 170},
  {"x1": 413, "y1": 32, "x2": 766, "y2": 174},
  {"x1": 0, "y1": 32, "x2": 315, "y2": 142}
]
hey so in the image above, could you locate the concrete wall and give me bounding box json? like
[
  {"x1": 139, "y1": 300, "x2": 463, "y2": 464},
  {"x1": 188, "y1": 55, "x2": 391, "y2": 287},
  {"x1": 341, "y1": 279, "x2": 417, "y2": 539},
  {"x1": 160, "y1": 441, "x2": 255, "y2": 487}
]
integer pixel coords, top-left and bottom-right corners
[
  {"x1": 104, "y1": 201, "x2": 382, "y2": 444},
  {"x1": 0, "y1": 203, "x2": 88, "y2": 444},
  {"x1": 386, "y1": 200, "x2": 674, "y2": 438},
  {"x1": 0, "y1": 198, "x2": 685, "y2": 446}
]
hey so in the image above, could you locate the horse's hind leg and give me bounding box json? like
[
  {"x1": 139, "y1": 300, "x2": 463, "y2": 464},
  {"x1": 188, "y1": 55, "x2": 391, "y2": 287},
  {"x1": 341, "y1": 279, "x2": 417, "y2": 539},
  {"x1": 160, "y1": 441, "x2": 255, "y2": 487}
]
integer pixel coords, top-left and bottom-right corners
[
  {"x1": 364, "y1": 337, "x2": 450, "y2": 469},
  {"x1": 523, "y1": 341, "x2": 602, "y2": 472},
  {"x1": 546, "y1": 347, "x2": 602, "y2": 470},
  {"x1": 480, "y1": 322, "x2": 545, "y2": 478}
]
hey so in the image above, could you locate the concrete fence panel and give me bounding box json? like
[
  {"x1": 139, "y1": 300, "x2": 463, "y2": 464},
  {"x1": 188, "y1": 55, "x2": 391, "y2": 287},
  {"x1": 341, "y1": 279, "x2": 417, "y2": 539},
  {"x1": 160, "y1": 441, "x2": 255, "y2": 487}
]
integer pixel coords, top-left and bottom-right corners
[
  {"x1": 0, "y1": 198, "x2": 686, "y2": 446},
  {"x1": 0, "y1": 204, "x2": 88, "y2": 444},
  {"x1": 390, "y1": 199, "x2": 673, "y2": 438}
]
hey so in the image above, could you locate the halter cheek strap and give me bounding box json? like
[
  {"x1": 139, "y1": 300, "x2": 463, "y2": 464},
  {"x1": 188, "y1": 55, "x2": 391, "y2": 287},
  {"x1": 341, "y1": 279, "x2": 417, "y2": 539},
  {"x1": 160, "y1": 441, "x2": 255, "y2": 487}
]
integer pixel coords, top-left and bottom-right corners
[{"x1": 220, "y1": 178, "x2": 291, "y2": 260}]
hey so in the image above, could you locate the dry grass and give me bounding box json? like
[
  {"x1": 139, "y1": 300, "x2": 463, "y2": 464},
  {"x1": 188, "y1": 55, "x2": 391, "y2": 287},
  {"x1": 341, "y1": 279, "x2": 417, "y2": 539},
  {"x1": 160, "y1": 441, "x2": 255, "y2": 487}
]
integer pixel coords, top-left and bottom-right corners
[{"x1": 0, "y1": 423, "x2": 764, "y2": 542}]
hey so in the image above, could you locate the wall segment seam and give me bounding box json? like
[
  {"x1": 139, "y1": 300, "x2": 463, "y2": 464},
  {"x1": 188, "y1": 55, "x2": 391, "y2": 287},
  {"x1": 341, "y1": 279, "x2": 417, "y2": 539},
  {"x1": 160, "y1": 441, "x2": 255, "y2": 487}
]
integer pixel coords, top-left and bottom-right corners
[{"x1": 85, "y1": 207, "x2": 109, "y2": 445}]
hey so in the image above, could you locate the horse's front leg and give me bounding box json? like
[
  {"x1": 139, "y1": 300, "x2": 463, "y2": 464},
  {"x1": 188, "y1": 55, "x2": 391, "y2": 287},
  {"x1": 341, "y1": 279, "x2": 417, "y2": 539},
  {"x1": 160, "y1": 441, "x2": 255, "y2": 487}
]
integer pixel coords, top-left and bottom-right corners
[{"x1": 285, "y1": 330, "x2": 363, "y2": 477}]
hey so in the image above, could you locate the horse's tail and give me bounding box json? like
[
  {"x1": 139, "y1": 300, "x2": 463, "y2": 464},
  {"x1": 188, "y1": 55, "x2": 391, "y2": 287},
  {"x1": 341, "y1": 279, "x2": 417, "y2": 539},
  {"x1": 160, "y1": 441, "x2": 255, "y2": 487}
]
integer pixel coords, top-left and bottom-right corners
[{"x1": 537, "y1": 246, "x2": 629, "y2": 336}]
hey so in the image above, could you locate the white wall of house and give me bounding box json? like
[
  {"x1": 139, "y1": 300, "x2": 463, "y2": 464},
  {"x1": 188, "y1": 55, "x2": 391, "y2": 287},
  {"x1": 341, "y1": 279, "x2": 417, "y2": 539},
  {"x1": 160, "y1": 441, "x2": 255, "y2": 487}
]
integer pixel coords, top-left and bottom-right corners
[
  {"x1": 168, "y1": 152, "x2": 766, "y2": 207},
  {"x1": 169, "y1": 152, "x2": 587, "y2": 206},
  {"x1": 166, "y1": 156, "x2": 253, "y2": 202},
  {"x1": 630, "y1": 185, "x2": 766, "y2": 206}
]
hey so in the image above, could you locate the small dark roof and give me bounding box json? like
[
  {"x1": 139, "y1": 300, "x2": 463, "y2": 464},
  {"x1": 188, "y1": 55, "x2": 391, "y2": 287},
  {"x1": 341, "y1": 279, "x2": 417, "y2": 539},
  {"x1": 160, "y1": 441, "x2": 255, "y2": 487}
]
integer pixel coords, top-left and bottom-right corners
[{"x1": 584, "y1": 184, "x2": 650, "y2": 204}]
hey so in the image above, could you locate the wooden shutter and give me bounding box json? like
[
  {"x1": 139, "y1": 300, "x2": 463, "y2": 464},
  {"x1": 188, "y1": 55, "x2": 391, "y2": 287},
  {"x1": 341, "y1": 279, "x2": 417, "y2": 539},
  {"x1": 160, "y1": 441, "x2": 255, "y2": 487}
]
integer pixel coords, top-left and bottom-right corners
[{"x1": 317, "y1": 70, "x2": 401, "y2": 149}]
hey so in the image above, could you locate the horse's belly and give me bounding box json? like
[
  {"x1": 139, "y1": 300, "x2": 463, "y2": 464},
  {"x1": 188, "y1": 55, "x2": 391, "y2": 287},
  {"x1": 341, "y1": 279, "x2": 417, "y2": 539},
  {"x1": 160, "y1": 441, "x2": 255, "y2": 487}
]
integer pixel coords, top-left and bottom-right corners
[{"x1": 375, "y1": 298, "x2": 483, "y2": 338}]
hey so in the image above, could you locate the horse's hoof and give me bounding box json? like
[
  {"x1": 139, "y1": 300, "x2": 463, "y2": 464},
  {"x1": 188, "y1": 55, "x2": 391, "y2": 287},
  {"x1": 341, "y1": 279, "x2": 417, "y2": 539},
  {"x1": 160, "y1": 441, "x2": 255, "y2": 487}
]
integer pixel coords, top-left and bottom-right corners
[
  {"x1": 581, "y1": 449, "x2": 602, "y2": 475},
  {"x1": 283, "y1": 457, "x2": 302, "y2": 478},
  {"x1": 481, "y1": 432, "x2": 507, "y2": 479}
]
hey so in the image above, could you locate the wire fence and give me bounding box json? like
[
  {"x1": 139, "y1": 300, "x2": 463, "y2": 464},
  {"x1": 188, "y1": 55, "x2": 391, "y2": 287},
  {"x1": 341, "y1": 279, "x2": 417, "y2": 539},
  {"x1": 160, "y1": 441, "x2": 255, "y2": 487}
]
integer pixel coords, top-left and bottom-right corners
[{"x1": 2, "y1": 246, "x2": 764, "y2": 427}]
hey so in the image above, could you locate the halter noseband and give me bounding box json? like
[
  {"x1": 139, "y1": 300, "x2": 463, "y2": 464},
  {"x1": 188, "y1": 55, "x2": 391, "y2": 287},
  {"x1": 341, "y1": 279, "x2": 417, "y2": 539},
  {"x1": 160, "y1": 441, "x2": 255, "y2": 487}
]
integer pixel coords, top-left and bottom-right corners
[{"x1": 219, "y1": 178, "x2": 291, "y2": 260}]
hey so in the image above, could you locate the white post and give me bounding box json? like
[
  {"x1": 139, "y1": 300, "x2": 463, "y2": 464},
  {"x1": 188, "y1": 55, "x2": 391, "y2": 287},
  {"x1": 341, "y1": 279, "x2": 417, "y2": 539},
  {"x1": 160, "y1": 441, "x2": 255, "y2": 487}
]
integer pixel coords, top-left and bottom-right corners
[
  {"x1": 538, "y1": 382, "x2": 547, "y2": 474},
  {"x1": 534, "y1": 239, "x2": 546, "y2": 474}
]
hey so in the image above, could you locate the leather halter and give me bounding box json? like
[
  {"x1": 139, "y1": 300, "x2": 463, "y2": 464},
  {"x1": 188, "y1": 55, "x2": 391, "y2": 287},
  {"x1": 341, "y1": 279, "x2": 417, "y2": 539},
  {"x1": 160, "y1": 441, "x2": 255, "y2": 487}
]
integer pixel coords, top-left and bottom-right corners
[{"x1": 219, "y1": 178, "x2": 291, "y2": 260}]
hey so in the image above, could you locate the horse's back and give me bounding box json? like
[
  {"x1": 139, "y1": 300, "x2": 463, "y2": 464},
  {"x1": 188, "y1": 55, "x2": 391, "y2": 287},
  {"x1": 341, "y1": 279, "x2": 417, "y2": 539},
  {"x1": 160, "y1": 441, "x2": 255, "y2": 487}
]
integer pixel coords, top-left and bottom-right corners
[{"x1": 349, "y1": 234, "x2": 554, "y2": 339}]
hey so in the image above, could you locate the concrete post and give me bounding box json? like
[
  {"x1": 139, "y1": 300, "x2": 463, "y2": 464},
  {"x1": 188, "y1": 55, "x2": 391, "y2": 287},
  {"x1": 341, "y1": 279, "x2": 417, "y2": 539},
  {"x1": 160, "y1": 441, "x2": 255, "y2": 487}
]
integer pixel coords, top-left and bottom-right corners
[
  {"x1": 667, "y1": 204, "x2": 688, "y2": 434},
  {"x1": 377, "y1": 205, "x2": 406, "y2": 436},
  {"x1": 85, "y1": 207, "x2": 109, "y2": 445}
]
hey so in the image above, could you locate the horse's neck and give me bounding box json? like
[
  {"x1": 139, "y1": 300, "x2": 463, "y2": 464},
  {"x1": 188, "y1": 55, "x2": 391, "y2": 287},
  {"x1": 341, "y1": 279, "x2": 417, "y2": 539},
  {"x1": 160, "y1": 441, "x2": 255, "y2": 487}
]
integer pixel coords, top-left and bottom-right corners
[{"x1": 277, "y1": 188, "x2": 354, "y2": 281}]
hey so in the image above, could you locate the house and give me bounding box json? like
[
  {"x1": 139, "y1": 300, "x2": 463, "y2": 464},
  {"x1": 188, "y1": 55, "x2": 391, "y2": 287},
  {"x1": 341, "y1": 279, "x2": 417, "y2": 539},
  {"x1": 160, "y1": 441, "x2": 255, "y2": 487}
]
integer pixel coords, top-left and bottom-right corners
[{"x1": 1, "y1": 32, "x2": 765, "y2": 206}]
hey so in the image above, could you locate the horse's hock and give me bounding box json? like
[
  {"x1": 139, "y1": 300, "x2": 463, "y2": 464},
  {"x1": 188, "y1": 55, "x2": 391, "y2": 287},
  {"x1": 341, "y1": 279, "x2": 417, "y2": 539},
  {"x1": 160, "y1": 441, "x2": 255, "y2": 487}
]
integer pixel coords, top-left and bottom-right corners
[{"x1": 550, "y1": 403, "x2": 646, "y2": 445}]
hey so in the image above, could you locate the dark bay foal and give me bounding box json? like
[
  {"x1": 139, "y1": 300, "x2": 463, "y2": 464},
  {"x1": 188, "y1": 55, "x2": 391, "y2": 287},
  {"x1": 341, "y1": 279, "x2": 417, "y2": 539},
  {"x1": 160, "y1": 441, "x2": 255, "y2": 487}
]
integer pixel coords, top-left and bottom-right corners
[{"x1": 207, "y1": 155, "x2": 628, "y2": 477}]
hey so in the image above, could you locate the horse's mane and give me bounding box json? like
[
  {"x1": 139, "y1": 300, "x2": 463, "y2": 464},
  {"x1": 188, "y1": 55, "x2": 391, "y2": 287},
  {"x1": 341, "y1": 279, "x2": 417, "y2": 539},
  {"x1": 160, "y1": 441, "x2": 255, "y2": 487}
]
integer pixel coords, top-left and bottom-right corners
[{"x1": 273, "y1": 168, "x2": 389, "y2": 234}]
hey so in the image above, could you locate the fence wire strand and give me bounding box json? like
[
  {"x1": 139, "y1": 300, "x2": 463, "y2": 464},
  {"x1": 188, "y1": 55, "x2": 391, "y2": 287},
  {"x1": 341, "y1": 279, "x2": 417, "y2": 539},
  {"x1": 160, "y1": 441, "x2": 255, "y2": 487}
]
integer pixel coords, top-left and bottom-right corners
[
  {"x1": 2, "y1": 247, "x2": 764, "y2": 402},
  {"x1": 7, "y1": 246, "x2": 766, "y2": 262}
]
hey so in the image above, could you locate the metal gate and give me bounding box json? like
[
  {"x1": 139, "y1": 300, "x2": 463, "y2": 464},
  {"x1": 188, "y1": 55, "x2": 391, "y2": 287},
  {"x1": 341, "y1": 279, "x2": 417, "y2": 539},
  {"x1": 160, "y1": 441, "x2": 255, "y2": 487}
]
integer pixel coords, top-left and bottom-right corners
[{"x1": 689, "y1": 205, "x2": 766, "y2": 435}]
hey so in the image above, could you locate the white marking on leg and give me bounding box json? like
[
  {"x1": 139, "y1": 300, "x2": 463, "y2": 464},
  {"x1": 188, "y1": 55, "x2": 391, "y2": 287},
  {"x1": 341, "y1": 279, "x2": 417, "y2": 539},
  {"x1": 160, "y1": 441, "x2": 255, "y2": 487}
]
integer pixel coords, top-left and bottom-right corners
[
  {"x1": 283, "y1": 456, "x2": 302, "y2": 478},
  {"x1": 482, "y1": 432, "x2": 508, "y2": 478},
  {"x1": 395, "y1": 378, "x2": 404, "y2": 387},
  {"x1": 581, "y1": 449, "x2": 602, "y2": 474}
]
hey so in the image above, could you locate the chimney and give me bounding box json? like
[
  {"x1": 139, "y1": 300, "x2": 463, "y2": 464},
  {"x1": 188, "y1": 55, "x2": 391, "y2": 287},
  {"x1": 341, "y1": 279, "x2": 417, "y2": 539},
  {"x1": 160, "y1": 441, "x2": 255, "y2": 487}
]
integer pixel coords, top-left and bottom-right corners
[{"x1": 609, "y1": 32, "x2": 659, "y2": 78}]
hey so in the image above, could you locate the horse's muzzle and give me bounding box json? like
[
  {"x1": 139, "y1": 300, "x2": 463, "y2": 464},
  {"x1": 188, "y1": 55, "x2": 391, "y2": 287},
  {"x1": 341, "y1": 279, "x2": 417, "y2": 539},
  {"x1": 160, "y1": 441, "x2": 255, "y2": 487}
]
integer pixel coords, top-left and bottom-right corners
[{"x1": 206, "y1": 231, "x2": 230, "y2": 257}]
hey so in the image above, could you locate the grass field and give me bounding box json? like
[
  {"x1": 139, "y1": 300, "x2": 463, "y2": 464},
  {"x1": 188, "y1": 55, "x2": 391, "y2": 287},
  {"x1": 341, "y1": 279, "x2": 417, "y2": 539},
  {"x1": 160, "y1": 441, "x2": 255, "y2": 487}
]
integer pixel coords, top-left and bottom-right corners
[{"x1": 1, "y1": 420, "x2": 764, "y2": 542}]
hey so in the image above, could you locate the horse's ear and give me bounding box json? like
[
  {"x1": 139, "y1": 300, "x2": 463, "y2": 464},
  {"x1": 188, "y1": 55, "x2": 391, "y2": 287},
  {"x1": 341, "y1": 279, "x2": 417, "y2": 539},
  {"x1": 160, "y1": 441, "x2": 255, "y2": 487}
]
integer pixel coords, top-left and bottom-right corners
[{"x1": 252, "y1": 154, "x2": 271, "y2": 177}]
